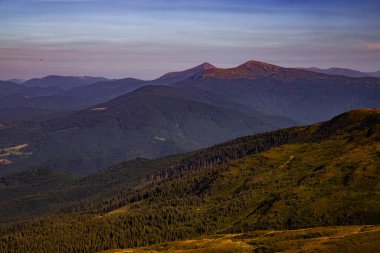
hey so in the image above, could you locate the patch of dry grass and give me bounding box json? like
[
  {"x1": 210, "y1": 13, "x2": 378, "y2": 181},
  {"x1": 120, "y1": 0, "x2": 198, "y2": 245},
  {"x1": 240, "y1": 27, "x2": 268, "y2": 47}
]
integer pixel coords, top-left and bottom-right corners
[{"x1": 100, "y1": 225, "x2": 380, "y2": 253}]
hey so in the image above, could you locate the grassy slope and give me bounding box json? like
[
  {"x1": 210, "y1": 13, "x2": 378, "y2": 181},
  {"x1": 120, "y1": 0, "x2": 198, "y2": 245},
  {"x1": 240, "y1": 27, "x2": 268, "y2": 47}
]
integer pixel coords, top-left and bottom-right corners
[
  {"x1": 101, "y1": 109, "x2": 380, "y2": 231},
  {"x1": 102, "y1": 225, "x2": 380, "y2": 253}
]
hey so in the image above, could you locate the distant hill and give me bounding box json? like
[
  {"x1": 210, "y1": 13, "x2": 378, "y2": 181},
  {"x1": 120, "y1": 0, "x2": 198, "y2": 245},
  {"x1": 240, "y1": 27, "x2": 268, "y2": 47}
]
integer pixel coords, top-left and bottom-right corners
[
  {"x1": 0, "y1": 77, "x2": 136, "y2": 122},
  {"x1": 23, "y1": 75, "x2": 109, "y2": 90},
  {"x1": 63, "y1": 78, "x2": 147, "y2": 104},
  {"x1": 0, "y1": 108, "x2": 379, "y2": 252},
  {"x1": 0, "y1": 81, "x2": 63, "y2": 99},
  {"x1": 1, "y1": 77, "x2": 148, "y2": 122},
  {"x1": 301, "y1": 67, "x2": 380, "y2": 78},
  {"x1": 6, "y1": 79, "x2": 26, "y2": 84},
  {"x1": 0, "y1": 80, "x2": 85, "y2": 121},
  {"x1": 0, "y1": 80, "x2": 25, "y2": 98}
]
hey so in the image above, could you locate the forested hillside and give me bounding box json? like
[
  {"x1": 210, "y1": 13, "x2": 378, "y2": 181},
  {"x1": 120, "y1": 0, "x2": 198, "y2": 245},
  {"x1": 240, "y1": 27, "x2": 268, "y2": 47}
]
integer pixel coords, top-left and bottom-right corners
[{"x1": 0, "y1": 108, "x2": 379, "y2": 252}]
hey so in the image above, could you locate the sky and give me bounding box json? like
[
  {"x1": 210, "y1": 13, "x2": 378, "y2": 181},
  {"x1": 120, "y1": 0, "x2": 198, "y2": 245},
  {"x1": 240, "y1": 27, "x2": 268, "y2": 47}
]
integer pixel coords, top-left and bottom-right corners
[{"x1": 0, "y1": 0, "x2": 380, "y2": 80}]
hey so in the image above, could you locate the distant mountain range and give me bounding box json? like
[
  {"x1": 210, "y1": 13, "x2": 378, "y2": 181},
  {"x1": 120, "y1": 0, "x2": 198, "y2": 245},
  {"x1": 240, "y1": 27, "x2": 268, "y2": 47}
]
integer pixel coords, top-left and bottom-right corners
[
  {"x1": 6, "y1": 79, "x2": 26, "y2": 84},
  {"x1": 301, "y1": 67, "x2": 380, "y2": 78},
  {"x1": 0, "y1": 66, "x2": 220, "y2": 121},
  {"x1": 0, "y1": 77, "x2": 113, "y2": 121},
  {"x1": 2, "y1": 63, "x2": 379, "y2": 123},
  {"x1": 0, "y1": 60, "x2": 380, "y2": 174}
]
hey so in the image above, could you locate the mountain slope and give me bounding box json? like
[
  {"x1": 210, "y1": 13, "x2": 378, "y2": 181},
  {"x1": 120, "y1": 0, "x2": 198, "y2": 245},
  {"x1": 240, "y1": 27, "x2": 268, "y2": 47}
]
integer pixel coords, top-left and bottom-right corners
[
  {"x1": 89, "y1": 108, "x2": 380, "y2": 231},
  {"x1": 175, "y1": 61, "x2": 380, "y2": 124},
  {"x1": 0, "y1": 107, "x2": 57, "y2": 121},
  {"x1": 154, "y1": 62, "x2": 215, "y2": 84},
  {"x1": 0, "y1": 109, "x2": 379, "y2": 252},
  {"x1": 0, "y1": 85, "x2": 285, "y2": 175},
  {"x1": 0, "y1": 93, "x2": 90, "y2": 110},
  {"x1": 0, "y1": 80, "x2": 24, "y2": 97},
  {"x1": 63, "y1": 78, "x2": 146, "y2": 104},
  {"x1": 0, "y1": 80, "x2": 86, "y2": 121}
]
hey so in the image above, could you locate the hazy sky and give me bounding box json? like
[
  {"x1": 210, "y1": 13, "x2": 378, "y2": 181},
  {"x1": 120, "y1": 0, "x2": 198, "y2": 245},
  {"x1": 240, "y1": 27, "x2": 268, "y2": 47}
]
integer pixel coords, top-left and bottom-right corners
[{"x1": 1, "y1": 0, "x2": 380, "y2": 80}]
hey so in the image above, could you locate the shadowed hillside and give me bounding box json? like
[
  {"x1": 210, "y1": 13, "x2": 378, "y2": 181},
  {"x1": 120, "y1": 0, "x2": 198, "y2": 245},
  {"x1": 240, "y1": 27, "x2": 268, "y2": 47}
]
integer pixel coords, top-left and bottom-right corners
[{"x1": 0, "y1": 85, "x2": 289, "y2": 175}]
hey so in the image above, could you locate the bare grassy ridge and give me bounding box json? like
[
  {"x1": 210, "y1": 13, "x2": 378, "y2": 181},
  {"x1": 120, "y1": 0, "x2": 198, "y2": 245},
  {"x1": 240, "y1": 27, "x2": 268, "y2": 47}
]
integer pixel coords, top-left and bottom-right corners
[{"x1": 101, "y1": 226, "x2": 380, "y2": 253}]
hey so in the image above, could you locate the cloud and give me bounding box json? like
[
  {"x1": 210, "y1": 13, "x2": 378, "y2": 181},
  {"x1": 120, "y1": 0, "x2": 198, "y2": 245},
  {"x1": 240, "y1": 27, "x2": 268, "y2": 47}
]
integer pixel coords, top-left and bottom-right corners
[{"x1": 365, "y1": 42, "x2": 380, "y2": 51}]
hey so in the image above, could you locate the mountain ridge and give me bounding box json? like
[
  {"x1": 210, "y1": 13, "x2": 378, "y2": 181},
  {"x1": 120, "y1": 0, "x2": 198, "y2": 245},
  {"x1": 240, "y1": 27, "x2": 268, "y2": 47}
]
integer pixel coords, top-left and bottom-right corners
[
  {"x1": 302, "y1": 67, "x2": 380, "y2": 78},
  {"x1": 23, "y1": 75, "x2": 109, "y2": 90}
]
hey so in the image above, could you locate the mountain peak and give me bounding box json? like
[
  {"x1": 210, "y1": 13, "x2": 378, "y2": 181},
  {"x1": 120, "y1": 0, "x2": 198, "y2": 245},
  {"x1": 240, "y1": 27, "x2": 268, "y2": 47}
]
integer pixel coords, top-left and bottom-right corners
[
  {"x1": 155, "y1": 62, "x2": 215, "y2": 84},
  {"x1": 201, "y1": 60, "x2": 283, "y2": 80},
  {"x1": 235, "y1": 60, "x2": 282, "y2": 75},
  {"x1": 198, "y1": 62, "x2": 215, "y2": 70},
  {"x1": 237, "y1": 60, "x2": 280, "y2": 71}
]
